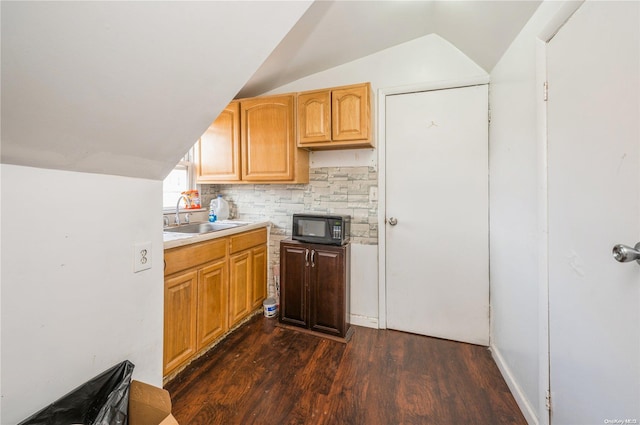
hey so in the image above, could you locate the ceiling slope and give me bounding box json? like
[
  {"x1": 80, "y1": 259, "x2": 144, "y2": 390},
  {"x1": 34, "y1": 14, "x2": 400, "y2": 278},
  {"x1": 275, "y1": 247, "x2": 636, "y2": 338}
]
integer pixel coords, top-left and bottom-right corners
[
  {"x1": 1, "y1": 1, "x2": 311, "y2": 180},
  {"x1": 237, "y1": 0, "x2": 542, "y2": 98}
]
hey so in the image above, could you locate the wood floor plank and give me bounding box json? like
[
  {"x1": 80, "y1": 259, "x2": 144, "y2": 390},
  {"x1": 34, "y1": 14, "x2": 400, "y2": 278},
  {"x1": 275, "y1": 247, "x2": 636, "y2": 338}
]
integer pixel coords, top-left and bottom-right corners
[{"x1": 165, "y1": 315, "x2": 527, "y2": 424}]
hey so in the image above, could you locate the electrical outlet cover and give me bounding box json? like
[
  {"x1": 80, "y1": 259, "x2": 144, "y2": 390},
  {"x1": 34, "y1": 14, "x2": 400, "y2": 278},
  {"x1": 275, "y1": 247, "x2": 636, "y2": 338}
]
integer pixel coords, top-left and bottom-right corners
[{"x1": 134, "y1": 242, "x2": 152, "y2": 273}]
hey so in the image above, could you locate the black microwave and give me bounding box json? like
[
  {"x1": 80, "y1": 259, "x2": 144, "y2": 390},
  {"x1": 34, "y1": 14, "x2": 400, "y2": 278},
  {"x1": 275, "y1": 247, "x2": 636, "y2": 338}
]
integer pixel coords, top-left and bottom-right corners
[{"x1": 292, "y1": 214, "x2": 350, "y2": 246}]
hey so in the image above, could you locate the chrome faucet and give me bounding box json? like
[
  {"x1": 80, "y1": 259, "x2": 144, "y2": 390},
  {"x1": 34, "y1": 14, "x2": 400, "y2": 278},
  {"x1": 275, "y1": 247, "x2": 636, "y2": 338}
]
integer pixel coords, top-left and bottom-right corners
[{"x1": 175, "y1": 195, "x2": 192, "y2": 225}]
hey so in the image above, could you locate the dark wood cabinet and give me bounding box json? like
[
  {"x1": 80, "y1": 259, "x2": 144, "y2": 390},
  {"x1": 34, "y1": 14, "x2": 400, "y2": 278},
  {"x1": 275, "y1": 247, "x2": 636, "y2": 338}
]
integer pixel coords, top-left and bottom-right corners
[
  {"x1": 280, "y1": 243, "x2": 308, "y2": 328},
  {"x1": 280, "y1": 240, "x2": 351, "y2": 340}
]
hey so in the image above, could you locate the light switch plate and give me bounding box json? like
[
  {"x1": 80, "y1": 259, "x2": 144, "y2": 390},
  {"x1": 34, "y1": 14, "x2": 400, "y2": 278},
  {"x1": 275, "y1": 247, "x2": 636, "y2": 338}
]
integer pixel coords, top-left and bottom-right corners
[{"x1": 134, "y1": 242, "x2": 152, "y2": 273}]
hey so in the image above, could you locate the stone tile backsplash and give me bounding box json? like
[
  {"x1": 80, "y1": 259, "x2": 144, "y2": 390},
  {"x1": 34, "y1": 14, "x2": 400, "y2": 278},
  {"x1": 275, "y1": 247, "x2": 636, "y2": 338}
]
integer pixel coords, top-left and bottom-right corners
[
  {"x1": 199, "y1": 166, "x2": 378, "y2": 295},
  {"x1": 199, "y1": 166, "x2": 378, "y2": 245}
]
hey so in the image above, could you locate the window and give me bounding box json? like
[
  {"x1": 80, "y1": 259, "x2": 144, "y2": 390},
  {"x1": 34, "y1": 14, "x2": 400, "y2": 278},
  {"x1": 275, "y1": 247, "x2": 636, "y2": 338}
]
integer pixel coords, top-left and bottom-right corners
[{"x1": 163, "y1": 146, "x2": 196, "y2": 210}]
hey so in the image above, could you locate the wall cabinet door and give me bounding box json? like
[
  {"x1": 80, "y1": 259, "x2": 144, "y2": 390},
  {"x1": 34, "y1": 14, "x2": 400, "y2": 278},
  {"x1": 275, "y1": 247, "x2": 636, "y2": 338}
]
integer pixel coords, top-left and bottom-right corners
[
  {"x1": 196, "y1": 259, "x2": 228, "y2": 350},
  {"x1": 298, "y1": 90, "x2": 331, "y2": 144},
  {"x1": 164, "y1": 271, "x2": 198, "y2": 375},
  {"x1": 241, "y1": 94, "x2": 308, "y2": 183},
  {"x1": 332, "y1": 83, "x2": 370, "y2": 142},
  {"x1": 297, "y1": 83, "x2": 373, "y2": 150},
  {"x1": 196, "y1": 101, "x2": 240, "y2": 183}
]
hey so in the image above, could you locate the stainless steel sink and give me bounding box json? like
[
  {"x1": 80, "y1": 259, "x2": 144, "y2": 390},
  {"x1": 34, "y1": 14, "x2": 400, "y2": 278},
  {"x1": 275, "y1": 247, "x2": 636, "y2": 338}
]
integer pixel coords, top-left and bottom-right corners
[{"x1": 164, "y1": 222, "x2": 247, "y2": 234}]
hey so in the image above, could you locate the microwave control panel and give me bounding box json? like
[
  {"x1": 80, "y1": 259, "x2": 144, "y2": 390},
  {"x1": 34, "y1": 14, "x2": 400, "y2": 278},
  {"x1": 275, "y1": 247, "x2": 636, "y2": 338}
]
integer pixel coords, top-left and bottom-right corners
[{"x1": 332, "y1": 223, "x2": 342, "y2": 239}]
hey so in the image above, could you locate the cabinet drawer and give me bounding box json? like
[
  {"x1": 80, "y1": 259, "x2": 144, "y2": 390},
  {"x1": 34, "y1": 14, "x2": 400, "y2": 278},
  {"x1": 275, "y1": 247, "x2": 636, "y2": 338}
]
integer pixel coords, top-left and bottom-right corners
[
  {"x1": 229, "y1": 228, "x2": 267, "y2": 254},
  {"x1": 165, "y1": 238, "x2": 227, "y2": 276}
]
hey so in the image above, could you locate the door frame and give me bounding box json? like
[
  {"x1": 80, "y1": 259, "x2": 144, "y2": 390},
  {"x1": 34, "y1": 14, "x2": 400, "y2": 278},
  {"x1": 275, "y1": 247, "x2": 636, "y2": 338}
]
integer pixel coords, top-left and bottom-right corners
[
  {"x1": 376, "y1": 3, "x2": 585, "y2": 425},
  {"x1": 533, "y1": 3, "x2": 583, "y2": 425},
  {"x1": 376, "y1": 76, "x2": 490, "y2": 330}
]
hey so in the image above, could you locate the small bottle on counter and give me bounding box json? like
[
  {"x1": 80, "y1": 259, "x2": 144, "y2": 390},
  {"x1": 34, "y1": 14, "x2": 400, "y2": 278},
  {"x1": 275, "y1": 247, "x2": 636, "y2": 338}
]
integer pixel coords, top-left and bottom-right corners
[{"x1": 208, "y1": 200, "x2": 217, "y2": 222}]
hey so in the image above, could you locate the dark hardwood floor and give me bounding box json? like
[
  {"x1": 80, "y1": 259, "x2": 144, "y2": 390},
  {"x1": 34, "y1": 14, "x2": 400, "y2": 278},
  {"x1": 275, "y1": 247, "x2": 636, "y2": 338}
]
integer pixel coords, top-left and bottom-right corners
[{"x1": 165, "y1": 315, "x2": 527, "y2": 424}]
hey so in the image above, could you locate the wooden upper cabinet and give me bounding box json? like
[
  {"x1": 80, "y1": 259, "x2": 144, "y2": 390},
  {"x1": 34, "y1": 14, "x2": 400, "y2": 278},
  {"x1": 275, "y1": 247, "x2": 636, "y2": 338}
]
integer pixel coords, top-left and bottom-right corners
[
  {"x1": 241, "y1": 94, "x2": 308, "y2": 183},
  {"x1": 298, "y1": 90, "x2": 332, "y2": 144},
  {"x1": 297, "y1": 82, "x2": 373, "y2": 150},
  {"x1": 332, "y1": 83, "x2": 370, "y2": 142},
  {"x1": 196, "y1": 101, "x2": 241, "y2": 183}
]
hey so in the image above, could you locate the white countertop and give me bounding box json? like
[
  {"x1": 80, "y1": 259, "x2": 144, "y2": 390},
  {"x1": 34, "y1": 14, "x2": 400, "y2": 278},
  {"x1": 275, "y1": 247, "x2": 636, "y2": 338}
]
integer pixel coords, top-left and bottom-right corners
[{"x1": 163, "y1": 219, "x2": 271, "y2": 250}]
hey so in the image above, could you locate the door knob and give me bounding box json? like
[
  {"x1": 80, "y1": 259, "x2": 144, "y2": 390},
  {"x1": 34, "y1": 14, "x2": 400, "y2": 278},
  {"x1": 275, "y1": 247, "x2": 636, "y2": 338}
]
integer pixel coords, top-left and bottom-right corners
[
  {"x1": 388, "y1": 217, "x2": 398, "y2": 226},
  {"x1": 612, "y1": 242, "x2": 640, "y2": 264}
]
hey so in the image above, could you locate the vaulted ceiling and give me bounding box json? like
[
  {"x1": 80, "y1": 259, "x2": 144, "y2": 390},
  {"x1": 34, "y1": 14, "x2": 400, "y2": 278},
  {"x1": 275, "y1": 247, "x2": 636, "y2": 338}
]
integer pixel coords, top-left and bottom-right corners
[
  {"x1": 238, "y1": 0, "x2": 542, "y2": 98},
  {"x1": 1, "y1": 1, "x2": 542, "y2": 180}
]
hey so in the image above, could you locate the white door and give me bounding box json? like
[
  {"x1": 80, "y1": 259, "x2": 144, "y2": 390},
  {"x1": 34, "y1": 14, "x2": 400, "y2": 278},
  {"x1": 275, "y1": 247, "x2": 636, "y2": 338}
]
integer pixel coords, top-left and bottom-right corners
[
  {"x1": 385, "y1": 85, "x2": 489, "y2": 346},
  {"x1": 547, "y1": 1, "x2": 640, "y2": 423}
]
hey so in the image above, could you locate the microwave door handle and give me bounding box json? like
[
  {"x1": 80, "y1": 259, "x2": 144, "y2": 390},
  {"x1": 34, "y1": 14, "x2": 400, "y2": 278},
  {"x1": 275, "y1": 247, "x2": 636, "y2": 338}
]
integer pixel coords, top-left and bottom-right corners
[{"x1": 305, "y1": 249, "x2": 309, "y2": 266}]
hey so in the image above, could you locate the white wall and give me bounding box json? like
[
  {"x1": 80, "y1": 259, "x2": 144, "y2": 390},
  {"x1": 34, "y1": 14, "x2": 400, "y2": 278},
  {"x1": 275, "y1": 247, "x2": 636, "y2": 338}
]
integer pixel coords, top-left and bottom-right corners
[
  {"x1": 268, "y1": 33, "x2": 487, "y2": 95},
  {"x1": 1, "y1": 164, "x2": 164, "y2": 424},
  {"x1": 488, "y1": 2, "x2": 569, "y2": 424},
  {"x1": 268, "y1": 33, "x2": 487, "y2": 170},
  {"x1": 266, "y1": 34, "x2": 487, "y2": 328}
]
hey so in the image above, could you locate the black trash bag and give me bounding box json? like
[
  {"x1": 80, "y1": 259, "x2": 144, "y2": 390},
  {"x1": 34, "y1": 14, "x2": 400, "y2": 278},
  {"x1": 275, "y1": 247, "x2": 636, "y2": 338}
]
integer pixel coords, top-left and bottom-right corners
[{"x1": 18, "y1": 360, "x2": 135, "y2": 425}]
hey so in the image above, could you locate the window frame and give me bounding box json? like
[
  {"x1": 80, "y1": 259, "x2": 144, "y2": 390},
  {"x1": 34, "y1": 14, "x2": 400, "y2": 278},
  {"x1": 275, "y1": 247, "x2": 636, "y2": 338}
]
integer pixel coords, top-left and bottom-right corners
[{"x1": 162, "y1": 146, "x2": 199, "y2": 213}]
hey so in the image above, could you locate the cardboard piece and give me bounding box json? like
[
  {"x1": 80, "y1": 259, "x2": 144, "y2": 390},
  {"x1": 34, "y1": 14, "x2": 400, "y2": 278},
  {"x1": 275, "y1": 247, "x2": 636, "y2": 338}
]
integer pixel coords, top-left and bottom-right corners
[{"x1": 129, "y1": 380, "x2": 179, "y2": 425}]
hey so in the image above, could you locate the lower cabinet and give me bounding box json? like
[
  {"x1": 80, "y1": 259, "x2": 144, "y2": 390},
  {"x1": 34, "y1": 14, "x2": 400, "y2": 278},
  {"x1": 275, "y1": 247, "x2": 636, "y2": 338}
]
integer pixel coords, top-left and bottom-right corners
[
  {"x1": 229, "y1": 250, "x2": 251, "y2": 325},
  {"x1": 164, "y1": 270, "x2": 198, "y2": 375},
  {"x1": 229, "y1": 229, "x2": 268, "y2": 328},
  {"x1": 196, "y1": 259, "x2": 228, "y2": 350},
  {"x1": 250, "y1": 245, "x2": 268, "y2": 309},
  {"x1": 163, "y1": 228, "x2": 267, "y2": 377},
  {"x1": 280, "y1": 240, "x2": 351, "y2": 339}
]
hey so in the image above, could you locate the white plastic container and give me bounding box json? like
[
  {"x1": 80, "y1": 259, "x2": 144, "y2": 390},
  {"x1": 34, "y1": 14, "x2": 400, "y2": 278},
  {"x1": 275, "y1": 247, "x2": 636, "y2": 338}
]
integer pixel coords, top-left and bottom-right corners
[
  {"x1": 208, "y1": 199, "x2": 217, "y2": 222},
  {"x1": 263, "y1": 298, "x2": 277, "y2": 318},
  {"x1": 214, "y1": 195, "x2": 229, "y2": 220}
]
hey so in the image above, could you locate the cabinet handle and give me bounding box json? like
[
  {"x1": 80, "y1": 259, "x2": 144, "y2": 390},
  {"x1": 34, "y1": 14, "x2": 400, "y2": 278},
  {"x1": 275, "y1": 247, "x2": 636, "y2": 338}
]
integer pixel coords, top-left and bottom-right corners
[
  {"x1": 305, "y1": 249, "x2": 309, "y2": 266},
  {"x1": 311, "y1": 250, "x2": 316, "y2": 267}
]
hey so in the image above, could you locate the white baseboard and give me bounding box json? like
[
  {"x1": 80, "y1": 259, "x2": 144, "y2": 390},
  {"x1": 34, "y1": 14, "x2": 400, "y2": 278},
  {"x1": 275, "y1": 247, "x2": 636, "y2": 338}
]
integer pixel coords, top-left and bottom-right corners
[
  {"x1": 350, "y1": 314, "x2": 378, "y2": 329},
  {"x1": 490, "y1": 344, "x2": 538, "y2": 425}
]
